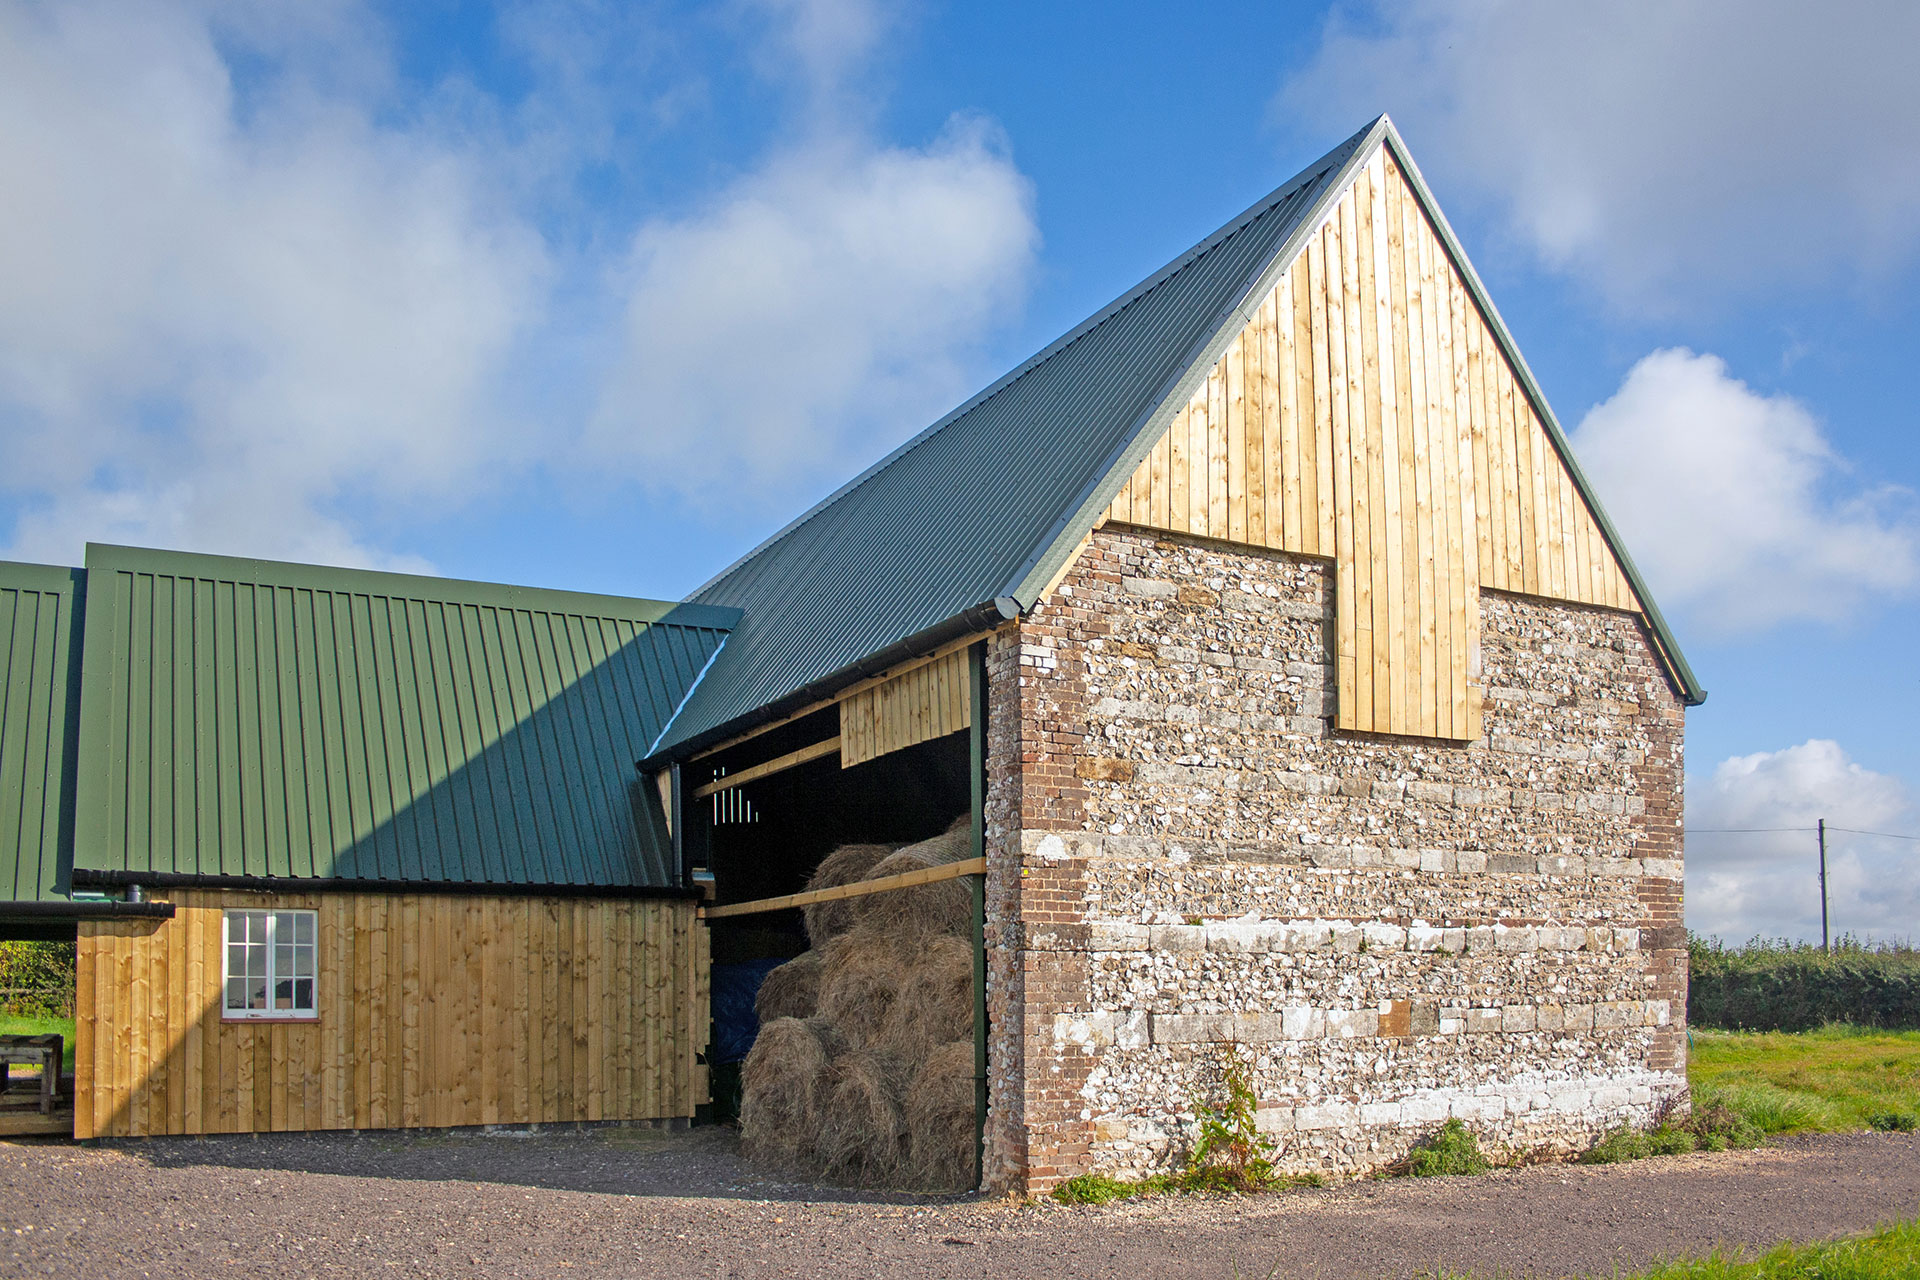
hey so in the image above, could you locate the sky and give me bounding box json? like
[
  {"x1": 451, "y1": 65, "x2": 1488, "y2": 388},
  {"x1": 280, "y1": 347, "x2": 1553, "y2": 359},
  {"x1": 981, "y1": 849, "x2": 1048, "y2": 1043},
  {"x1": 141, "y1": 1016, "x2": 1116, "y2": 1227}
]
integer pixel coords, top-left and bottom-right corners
[{"x1": 2, "y1": 0, "x2": 1916, "y2": 943}]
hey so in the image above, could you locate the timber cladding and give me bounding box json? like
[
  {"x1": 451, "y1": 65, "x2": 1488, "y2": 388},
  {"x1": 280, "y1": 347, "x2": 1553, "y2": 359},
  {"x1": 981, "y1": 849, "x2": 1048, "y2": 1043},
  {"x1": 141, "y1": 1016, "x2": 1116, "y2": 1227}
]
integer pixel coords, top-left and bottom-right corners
[
  {"x1": 74, "y1": 890, "x2": 707, "y2": 1139},
  {"x1": 1109, "y1": 149, "x2": 1638, "y2": 742}
]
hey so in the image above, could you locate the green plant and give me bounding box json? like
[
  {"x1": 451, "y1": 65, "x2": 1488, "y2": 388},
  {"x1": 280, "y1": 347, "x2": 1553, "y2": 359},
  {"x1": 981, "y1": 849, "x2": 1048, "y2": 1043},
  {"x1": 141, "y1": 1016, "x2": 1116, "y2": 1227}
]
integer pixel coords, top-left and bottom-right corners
[
  {"x1": 1404, "y1": 1118, "x2": 1490, "y2": 1176},
  {"x1": 0, "y1": 941, "x2": 76, "y2": 1017},
  {"x1": 1051, "y1": 1172, "x2": 1150, "y2": 1205},
  {"x1": 1868, "y1": 1111, "x2": 1917, "y2": 1132},
  {"x1": 1689, "y1": 934, "x2": 1920, "y2": 1032},
  {"x1": 1185, "y1": 1056, "x2": 1281, "y2": 1192}
]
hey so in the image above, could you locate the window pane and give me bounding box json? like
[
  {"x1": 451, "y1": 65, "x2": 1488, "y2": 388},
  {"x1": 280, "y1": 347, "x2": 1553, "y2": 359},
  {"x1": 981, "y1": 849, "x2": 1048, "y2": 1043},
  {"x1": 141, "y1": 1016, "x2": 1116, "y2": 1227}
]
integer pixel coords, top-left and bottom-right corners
[
  {"x1": 292, "y1": 979, "x2": 314, "y2": 1011},
  {"x1": 246, "y1": 943, "x2": 267, "y2": 978},
  {"x1": 275, "y1": 943, "x2": 295, "y2": 978},
  {"x1": 246, "y1": 978, "x2": 267, "y2": 1010},
  {"x1": 293, "y1": 913, "x2": 314, "y2": 946},
  {"x1": 293, "y1": 943, "x2": 315, "y2": 977},
  {"x1": 225, "y1": 977, "x2": 247, "y2": 1012},
  {"x1": 273, "y1": 978, "x2": 293, "y2": 1010},
  {"x1": 227, "y1": 943, "x2": 246, "y2": 980}
]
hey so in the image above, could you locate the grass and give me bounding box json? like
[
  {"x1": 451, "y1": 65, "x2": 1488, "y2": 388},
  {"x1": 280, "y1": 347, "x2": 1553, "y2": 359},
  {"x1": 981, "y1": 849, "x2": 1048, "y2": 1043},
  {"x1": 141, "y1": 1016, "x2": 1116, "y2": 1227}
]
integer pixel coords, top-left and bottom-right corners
[
  {"x1": 0, "y1": 1013, "x2": 75, "y2": 1073},
  {"x1": 1421, "y1": 1217, "x2": 1920, "y2": 1279},
  {"x1": 1402, "y1": 1118, "x2": 1490, "y2": 1176},
  {"x1": 1688, "y1": 1025, "x2": 1920, "y2": 1135}
]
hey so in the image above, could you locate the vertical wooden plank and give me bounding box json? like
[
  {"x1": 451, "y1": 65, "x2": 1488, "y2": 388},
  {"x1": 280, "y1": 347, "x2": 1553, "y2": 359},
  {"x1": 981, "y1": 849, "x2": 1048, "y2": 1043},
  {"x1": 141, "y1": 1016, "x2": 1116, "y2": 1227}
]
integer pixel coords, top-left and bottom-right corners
[
  {"x1": 1367, "y1": 159, "x2": 1406, "y2": 738},
  {"x1": 1226, "y1": 330, "x2": 1247, "y2": 544},
  {"x1": 1312, "y1": 220, "x2": 1354, "y2": 727},
  {"x1": 1503, "y1": 366, "x2": 1533, "y2": 593},
  {"x1": 1169, "y1": 401, "x2": 1190, "y2": 535},
  {"x1": 1304, "y1": 243, "x2": 1333, "y2": 557},
  {"x1": 1417, "y1": 208, "x2": 1456, "y2": 738},
  {"x1": 1246, "y1": 294, "x2": 1271, "y2": 547},
  {"x1": 1275, "y1": 268, "x2": 1302, "y2": 551},
  {"x1": 401, "y1": 896, "x2": 420, "y2": 1128},
  {"x1": 1447, "y1": 272, "x2": 1478, "y2": 736},
  {"x1": 74, "y1": 927, "x2": 96, "y2": 1140}
]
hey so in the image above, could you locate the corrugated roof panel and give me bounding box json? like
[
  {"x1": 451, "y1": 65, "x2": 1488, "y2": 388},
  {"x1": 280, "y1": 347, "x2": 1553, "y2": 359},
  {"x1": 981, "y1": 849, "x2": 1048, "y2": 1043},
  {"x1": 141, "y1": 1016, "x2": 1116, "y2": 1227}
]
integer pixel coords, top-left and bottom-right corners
[
  {"x1": 0, "y1": 562, "x2": 85, "y2": 901},
  {"x1": 653, "y1": 124, "x2": 1377, "y2": 755},
  {"x1": 72, "y1": 545, "x2": 738, "y2": 888}
]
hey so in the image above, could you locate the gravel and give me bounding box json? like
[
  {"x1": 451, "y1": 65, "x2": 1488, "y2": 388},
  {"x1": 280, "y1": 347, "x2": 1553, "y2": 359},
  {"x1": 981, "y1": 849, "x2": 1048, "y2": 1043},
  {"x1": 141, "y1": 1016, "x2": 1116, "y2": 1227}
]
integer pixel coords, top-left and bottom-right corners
[{"x1": 0, "y1": 1126, "x2": 1914, "y2": 1278}]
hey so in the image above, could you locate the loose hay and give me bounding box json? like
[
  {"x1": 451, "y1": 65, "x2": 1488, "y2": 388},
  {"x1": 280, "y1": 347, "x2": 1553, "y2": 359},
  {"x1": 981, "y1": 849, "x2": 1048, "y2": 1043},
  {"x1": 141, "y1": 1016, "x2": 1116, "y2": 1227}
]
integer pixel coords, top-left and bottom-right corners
[
  {"x1": 906, "y1": 1039, "x2": 977, "y2": 1192},
  {"x1": 754, "y1": 950, "x2": 823, "y2": 1024},
  {"x1": 816, "y1": 928, "x2": 907, "y2": 1049},
  {"x1": 878, "y1": 935, "x2": 973, "y2": 1065},
  {"x1": 855, "y1": 820, "x2": 973, "y2": 940},
  {"x1": 739, "y1": 1017, "x2": 837, "y2": 1165},
  {"x1": 803, "y1": 842, "x2": 897, "y2": 946},
  {"x1": 817, "y1": 1048, "x2": 907, "y2": 1185}
]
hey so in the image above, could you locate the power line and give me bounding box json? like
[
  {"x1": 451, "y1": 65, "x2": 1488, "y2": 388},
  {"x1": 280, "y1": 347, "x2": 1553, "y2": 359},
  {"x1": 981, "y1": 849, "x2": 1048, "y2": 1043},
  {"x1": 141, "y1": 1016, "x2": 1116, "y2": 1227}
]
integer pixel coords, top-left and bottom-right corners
[
  {"x1": 1686, "y1": 826, "x2": 1812, "y2": 834},
  {"x1": 1825, "y1": 826, "x2": 1920, "y2": 842}
]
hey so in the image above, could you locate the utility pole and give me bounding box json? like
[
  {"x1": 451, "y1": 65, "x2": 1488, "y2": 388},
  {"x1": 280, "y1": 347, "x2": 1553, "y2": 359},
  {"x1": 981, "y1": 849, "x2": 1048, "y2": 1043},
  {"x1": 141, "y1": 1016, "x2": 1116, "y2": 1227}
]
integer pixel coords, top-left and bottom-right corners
[{"x1": 1817, "y1": 818, "x2": 1830, "y2": 954}]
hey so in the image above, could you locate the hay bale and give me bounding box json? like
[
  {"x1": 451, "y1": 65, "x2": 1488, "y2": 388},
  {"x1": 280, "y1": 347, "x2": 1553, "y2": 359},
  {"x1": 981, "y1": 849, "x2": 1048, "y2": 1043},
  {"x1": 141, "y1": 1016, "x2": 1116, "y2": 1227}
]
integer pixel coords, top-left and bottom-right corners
[
  {"x1": 906, "y1": 1039, "x2": 977, "y2": 1192},
  {"x1": 817, "y1": 1048, "x2": 908, "y2": 1185},
  {"x1": 878, "y1": 935, "x2": 974, "y2": 1065},
  {"x1": 738, "y1": 1016, "x2": 836, "y2": 1165},
  {"x1": 816, "y1": 927, "x2": 907, "y2": 1049},
  {"x1": 803, "y1": 842, "x2": 896, "y2": 946},
  {"x1": 855, "y1": 822, "x2": 974, "y2": 939},
  {"x1": 754, "y1": 949, "x2": 823, "y2": 1024}
]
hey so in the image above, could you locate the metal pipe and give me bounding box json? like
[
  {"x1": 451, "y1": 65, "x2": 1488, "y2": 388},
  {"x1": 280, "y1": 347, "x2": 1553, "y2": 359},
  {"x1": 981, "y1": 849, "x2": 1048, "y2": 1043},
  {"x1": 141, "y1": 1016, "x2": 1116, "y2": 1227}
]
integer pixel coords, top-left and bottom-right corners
[{"x1": 1818, "y1": 818, "x2": 1830, "y2": 953}]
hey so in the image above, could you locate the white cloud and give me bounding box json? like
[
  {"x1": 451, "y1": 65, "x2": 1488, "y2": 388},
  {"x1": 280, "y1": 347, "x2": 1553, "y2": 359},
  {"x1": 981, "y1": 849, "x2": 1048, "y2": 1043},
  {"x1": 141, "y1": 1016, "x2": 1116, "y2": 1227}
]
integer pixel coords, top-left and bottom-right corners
[
  {"x1": 1570, "y1": 349, "x2": 1916, "y2": 632},
  {"x1": 1280, "y1": 1, "x2": 1920, "y2": 312},
  {"x1": 0, "y1": 0, "x2": 1039, "y2": 566},
  {"x1": 587, "y1": 121, "x2": 1036, "y2": 507},
  {"x1": 1687, "y1": 740, "x2": 1919, "y2": 944},
  {"x1": 0, "y1": 0, "x2": 550, "y2": 569}
]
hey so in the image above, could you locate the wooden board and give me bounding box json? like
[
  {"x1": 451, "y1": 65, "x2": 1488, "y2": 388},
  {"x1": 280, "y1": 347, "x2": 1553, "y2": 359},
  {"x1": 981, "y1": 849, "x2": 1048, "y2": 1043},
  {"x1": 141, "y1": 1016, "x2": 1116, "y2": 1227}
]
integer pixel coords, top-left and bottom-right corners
[
  {"x1": 1106, "y1": 151, "x2": 1641, "y2": 740},
  {"x1": 73, "y1": 889, "x2": 705, "y2": 1139},
  {"x1": 837, "y1": 646, "x2": 972, "y2": 768}
]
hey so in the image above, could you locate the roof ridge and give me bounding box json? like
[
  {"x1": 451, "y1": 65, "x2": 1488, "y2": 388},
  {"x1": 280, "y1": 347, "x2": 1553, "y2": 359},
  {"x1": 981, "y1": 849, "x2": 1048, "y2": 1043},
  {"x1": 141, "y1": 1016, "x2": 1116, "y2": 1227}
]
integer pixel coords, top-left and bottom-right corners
[{"x1": 688, "y1": 118, "x2": 1383, "y2": 603}]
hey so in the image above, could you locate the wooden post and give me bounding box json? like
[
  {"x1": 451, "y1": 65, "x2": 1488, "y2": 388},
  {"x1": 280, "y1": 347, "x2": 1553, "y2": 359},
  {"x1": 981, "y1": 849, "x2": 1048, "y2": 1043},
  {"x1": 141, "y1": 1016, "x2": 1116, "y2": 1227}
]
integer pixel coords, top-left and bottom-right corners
[
  {"x1": 1817, "y1": 818, "x2": 1830, "y2": 954},
  {"x1": 969, "y1": 639, "x2": 989, "y2": 1192}
]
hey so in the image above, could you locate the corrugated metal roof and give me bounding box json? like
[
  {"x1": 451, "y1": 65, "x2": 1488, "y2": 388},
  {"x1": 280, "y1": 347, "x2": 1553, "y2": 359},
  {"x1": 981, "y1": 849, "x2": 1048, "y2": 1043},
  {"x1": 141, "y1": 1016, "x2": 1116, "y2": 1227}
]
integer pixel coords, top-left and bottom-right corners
[
  {"x1": 652, "y1": 122, "x2": 1381, "y2": 756},
  {"x1": 72, "y1": 545, "x2": 737, "y2": 888},
  {"x1": 0, "y1": 562, "x2": 85, "y2": 901}
]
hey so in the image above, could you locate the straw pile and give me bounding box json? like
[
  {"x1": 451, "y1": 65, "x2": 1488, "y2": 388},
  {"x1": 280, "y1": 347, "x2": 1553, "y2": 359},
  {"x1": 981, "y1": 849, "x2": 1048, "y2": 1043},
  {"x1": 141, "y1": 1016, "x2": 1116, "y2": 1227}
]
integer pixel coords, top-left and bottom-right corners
[{"x1": 738, "y1": 816, "x2": 978, "y2": 1190}]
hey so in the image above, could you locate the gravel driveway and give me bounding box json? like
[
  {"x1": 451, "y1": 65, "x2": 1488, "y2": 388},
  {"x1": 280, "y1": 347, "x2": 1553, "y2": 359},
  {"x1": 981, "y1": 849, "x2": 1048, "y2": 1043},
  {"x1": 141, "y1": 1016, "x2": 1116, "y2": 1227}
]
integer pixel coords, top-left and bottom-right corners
[{"x1": 1, "y1": 1126, "x2": 1914, "y2": 1279}]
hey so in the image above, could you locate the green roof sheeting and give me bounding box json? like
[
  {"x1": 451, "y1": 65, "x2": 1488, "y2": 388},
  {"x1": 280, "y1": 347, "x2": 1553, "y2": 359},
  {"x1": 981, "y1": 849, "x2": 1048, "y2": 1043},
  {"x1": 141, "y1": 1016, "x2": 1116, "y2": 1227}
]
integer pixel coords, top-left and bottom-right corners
[
  {"x1": 71, "y1": 545, "x2": 736, "y2": 889},
  {"x1": 649, "y1": 116, "x2": 1701, "y2": 760},
  {"x1": 0, "y1": 562, "x2": 86, "y2": 901}
]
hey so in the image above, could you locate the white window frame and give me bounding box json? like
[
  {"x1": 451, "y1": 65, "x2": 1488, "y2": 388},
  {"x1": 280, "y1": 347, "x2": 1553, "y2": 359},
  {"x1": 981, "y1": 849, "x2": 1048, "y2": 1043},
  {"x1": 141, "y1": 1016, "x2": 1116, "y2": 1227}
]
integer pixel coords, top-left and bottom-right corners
[{"x1": 221, "y1": 909, "x2": 319, "y2": 1020}]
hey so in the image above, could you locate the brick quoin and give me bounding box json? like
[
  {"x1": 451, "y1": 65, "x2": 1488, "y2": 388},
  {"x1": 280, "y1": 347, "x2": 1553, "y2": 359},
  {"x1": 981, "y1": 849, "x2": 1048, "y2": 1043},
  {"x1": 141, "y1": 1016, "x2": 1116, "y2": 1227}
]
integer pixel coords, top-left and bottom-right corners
[{"x1": 983, "y1": 527, "x2": 1690, "y2": 1196}]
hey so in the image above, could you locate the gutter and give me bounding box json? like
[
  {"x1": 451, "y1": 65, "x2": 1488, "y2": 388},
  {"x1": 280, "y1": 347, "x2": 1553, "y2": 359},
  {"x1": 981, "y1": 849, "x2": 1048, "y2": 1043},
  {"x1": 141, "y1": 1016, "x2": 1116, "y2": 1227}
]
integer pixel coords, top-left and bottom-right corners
[
  {"x1": 0, "y1": 899, "x2": 176, "y2": 921},
  {"x1": 71, "y1": 869, "x2": 702, "y2": 902},
  {"x1": 639, "y1": 595, "x2": 1020, "y2": 769}
]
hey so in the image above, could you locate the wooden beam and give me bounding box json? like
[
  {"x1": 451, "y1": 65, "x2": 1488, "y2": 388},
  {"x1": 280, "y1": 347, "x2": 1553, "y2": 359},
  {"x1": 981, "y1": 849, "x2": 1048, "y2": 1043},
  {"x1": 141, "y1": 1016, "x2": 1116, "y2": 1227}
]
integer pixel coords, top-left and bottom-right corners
[
  {"x1": 700, "y1": 857, "x2": 987, "y2": 920},
  {"x1": 691, "y1": 737, "x2": 840, "y2": 798},
  {"x1": 689, "y1": 630, "x2": 996, "y2": 763}
]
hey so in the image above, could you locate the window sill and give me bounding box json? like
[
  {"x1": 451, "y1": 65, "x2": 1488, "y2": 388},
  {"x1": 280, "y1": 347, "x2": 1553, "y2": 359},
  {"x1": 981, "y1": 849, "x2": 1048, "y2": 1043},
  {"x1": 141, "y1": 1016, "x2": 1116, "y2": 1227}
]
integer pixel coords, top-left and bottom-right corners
[{"x1": 220, "y1": 1014, "x2": 321, "y2": 1025}]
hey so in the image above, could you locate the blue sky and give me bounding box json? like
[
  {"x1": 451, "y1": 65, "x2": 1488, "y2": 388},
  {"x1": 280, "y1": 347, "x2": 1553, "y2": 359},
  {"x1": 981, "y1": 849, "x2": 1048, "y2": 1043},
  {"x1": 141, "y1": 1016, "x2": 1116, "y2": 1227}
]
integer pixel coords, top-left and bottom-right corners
[{"x1": 2, "y1": 0, "x2": 1916, "y2": 941}]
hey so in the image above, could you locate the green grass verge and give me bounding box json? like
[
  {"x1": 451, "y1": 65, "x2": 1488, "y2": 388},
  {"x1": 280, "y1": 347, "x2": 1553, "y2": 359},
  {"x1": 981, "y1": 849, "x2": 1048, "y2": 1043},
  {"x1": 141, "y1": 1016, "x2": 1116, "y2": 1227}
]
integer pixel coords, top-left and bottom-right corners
[
  {"x1": 1611, "y1": 1216, "x2": 1920, "y2": 1279},
  {"x1": 1689, "y1": 1026, "x2": 1920, "y2": 1135},
  {"x1": 0, "y1": 1013, "x2": 75, "y2": 1073},
  {"x1": 1051, "y1": 1167, "x2": 1324, "y2": 1205}
]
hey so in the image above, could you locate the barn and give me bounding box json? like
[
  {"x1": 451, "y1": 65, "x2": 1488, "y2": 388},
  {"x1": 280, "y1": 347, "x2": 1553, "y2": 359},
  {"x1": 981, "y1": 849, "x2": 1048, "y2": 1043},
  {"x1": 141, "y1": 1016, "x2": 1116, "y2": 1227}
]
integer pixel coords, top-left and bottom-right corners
[{"x1": 2, "y1": 114, "x2": 1699, "y2": 1190}]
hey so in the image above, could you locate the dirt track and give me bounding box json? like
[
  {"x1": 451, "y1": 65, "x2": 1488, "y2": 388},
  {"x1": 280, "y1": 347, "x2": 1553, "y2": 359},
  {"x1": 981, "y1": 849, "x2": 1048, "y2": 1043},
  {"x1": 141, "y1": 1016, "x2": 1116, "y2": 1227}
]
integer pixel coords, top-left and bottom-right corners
[{"x1": 0, "y1": 1127, "x2": 1914, "y2": 1279}]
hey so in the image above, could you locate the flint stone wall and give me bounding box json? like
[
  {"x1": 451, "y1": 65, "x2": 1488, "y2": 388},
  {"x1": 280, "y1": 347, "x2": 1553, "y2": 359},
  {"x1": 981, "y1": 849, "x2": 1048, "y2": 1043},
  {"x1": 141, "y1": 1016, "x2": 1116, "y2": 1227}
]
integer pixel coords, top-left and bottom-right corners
[{"x1": 982, "y1": 525, "x2": 1687, "y2": 1193}]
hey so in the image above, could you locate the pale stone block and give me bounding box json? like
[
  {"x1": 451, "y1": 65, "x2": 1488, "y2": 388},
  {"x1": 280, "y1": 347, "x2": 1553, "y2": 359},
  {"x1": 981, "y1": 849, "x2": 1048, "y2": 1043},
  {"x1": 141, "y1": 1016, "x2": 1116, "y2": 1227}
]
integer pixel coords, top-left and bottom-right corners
[
  {"x1": 1406, "y1": 780, "x2": 1454, "y2": 805},
  {"x1": 1408, "y1": 926, "x2": 1447, "y2": 953},
  {"x1": 1362, "y1": 923, "x2": 1407, "y2": 952},
  {"x1": 1455, "y1": 850, "x2": 1488, "y2": 874},
  {"x1": 1122, "y1": 577, "x2": 1178, "y2": 598},
  {"x1": 1254, "y1": 1107, "x2": 1295, "y2": 1134},
  {"x1": 1402, "y1": 1094, "x2": 1450, "y2": 1125},
  {"x1": 1438, "y1": 1016, "x2": 1467, "y2": 1035},
  {"x1": 1501, "y1": 1006, "x2": 1537, "y2": 1033},
  {"x1": 1562, "y1": 1004, "x2": 1595, "y2": 1031},
  {"x1": 1295, "y1": 1101, "x2": 1359, "y2": 1131},
  {"x1": 1465, "y1": 1008, "x2": 1503, "y2": 1035},
  {"x1": 1326, "y1": 1009, "x2": 1379, "y2": 1039},
  {"x1": 1467, "y1": 926, "x2": 1498, "y2": 953},
  {"x1": 1451, "y1": 1094, "x2": 1507, "y2": 1121},
  {"x1": 1613, "y1": 928, "x2": 1641, "y2": 951},
  {"x1": 1281, "y1": 1006, "x2": 1324, "y2": 1040},
  {"x1": 1645, "y1": 1000, "x2": 1671, "y2": 1027},
  {"x1": 1536, "y1": 1004, "x2": 1566, "y2": 1032},
  {"x1": 1359, "y1": 1102, "x2": 1403, "y2": 1126}
]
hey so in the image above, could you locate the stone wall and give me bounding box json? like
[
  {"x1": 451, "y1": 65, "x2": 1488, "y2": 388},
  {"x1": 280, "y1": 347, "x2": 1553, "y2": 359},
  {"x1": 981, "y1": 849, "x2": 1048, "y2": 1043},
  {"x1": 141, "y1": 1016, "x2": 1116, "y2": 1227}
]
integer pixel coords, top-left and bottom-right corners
[{"x1": 981, "y1": 524, "x2": 1687, "y2": 1194}]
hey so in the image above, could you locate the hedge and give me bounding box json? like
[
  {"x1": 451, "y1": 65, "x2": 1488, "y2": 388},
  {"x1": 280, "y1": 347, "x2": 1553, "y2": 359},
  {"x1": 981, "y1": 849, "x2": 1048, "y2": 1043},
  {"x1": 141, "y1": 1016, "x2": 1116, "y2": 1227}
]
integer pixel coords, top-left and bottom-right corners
[
  {"x1": 1688, "y1": 936, "x2": 1920, "y2": 1032},
  {"x1": 0, "y1": 940, "x2": 77, "y2": 1017}
]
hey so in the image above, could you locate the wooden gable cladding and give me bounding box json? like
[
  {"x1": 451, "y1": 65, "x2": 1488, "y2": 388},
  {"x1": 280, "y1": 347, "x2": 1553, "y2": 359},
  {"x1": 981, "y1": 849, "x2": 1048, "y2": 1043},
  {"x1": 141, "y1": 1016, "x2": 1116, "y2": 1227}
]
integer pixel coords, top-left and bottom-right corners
[
  {"x1": 1108, "y1": 148, "x2": 1639, "y2": 740},
  {"x1": 838, "y1": 646, "x2": 972, "y2": 768}
]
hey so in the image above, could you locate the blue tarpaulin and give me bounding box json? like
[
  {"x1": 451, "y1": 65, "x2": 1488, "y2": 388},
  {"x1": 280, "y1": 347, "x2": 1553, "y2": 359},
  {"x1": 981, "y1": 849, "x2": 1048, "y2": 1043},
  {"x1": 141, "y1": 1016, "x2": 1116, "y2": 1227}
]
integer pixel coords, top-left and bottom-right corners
[{"x1": 711, "y1": 958, "x2": 786, "y2": 1065}]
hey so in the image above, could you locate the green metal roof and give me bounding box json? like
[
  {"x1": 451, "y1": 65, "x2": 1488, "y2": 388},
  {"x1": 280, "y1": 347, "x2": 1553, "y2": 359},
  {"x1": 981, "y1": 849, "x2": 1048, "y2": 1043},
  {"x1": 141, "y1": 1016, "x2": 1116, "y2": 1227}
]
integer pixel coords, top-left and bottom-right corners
[
  {"x1": 0, "y1": 562, "x2": 85, "y2": 900},
  {"x1": 650, "y1": 123, "x2": 1380, "y2": 758},
  {"x1": 72, "y1": 545, "x2": 737, "y2": 889}
]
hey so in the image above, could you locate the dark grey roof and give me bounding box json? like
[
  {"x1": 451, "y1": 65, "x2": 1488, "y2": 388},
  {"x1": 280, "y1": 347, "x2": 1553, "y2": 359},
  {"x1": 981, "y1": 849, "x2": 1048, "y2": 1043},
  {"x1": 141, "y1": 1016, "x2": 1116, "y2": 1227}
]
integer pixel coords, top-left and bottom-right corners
[{"x1": 651, "y1": 122, "x2": 1383, "y2": 757}]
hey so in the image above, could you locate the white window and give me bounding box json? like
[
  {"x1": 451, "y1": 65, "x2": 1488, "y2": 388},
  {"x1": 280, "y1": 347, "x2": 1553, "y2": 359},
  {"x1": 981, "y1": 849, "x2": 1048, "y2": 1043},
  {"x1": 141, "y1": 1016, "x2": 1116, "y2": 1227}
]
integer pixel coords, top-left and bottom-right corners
[{"x1": 223, "y1": 909, "x2": 317, "y2": 1019}]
